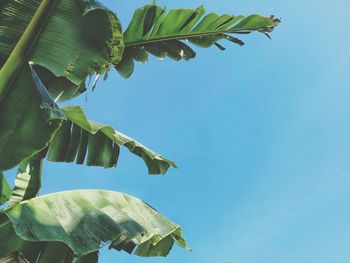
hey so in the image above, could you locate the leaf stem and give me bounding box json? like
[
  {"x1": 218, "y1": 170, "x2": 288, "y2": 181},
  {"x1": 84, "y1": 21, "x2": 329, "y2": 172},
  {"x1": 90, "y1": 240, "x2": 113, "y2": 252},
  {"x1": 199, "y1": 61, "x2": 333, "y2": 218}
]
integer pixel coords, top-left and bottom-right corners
[{"x1": 0, "y1": 0, "x2": 58, "y2": 102}]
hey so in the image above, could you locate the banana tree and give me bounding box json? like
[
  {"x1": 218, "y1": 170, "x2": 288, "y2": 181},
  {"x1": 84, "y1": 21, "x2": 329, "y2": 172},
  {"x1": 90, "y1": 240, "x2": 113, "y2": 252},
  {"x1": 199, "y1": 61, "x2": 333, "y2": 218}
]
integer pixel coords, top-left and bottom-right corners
[{"x1": 0, "y1": 0, "x2": 279, "y2": 261}]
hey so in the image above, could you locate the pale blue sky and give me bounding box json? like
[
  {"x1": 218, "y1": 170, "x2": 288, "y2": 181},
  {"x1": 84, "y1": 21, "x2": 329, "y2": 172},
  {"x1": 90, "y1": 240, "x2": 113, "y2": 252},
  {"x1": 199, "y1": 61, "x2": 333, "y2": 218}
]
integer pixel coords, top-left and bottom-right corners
[{"x1": 9, "y1": 0, "x2": 350, "y2": 262}]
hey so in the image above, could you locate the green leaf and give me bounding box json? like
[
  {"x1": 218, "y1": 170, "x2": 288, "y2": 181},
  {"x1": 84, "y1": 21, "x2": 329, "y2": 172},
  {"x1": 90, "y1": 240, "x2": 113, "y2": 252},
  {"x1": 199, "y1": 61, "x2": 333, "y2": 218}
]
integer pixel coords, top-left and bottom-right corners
[
  {"x1": 116, "y1": 4, "x2": 280, "y2": 77},
  {"x1": 9, "y1": 156, "x2": 43, "y2": 206},
  {"x1": 2, "y1": 190, "x2": 189, "y2": 257},
  {"x1": 0, "y1": 0, "x2": 124, "y2": 170},
  {"x1": 0, "y1": 0, "x2": 66, "y2": 171},
  {"x1": 0, "y1": 172, "x2": 12, "y2": 206},
  {"x1": 33, "y1": 65, "x2": 87, "y2": 103},
  {"x1": 0, "y1": 0, "x2": 123, "y2": 102},
  {"x1": 0, "y1": 0, "x2": 58, "y2": 101},
  {"x1": 47, "y1": 105, "x2": 176, "y2": 175},
  {"x1": 36, "y1": 242, "x2": 72, "y2": 263},
  {"x1": 0, "y1": 65, "x2": 64, "y2": 171},
  {"x1": 77, "y1": 252, "x2": 99, "y2": 263}
]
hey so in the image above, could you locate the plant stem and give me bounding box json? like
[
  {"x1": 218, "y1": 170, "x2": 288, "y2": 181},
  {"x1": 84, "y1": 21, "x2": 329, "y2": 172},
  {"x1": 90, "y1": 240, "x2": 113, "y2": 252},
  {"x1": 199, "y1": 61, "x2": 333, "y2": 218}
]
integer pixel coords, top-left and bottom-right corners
[{"x1": 0, "y1": 0, "x2": 58, "y2": 102}]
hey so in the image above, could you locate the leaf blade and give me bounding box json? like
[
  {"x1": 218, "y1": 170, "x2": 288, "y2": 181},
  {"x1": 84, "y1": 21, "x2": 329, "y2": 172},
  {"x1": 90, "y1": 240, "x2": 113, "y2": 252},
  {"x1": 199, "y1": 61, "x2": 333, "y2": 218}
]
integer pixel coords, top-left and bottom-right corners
[
  {"x1": 0, "y1": 172, "x2": 12, "y2": 206},
  {"x1": 9, "y1": 156, "x2": 43, "y2": 206},
  {"x1": 4, "y1": 190, "x2": 189, "y2": 257},
  {"x1": 116, "y1": 4, "x2": 279, "y2": 77},
  {"x1": 47, "y1": 105, "x2": 176, "y2": 175}
]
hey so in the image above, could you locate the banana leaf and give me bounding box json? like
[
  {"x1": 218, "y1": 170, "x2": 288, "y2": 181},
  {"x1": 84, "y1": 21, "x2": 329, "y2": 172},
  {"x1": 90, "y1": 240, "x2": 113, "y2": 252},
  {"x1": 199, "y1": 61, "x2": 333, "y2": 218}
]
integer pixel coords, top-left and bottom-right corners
[
  {"x1": 115, "y1": 4, "x2": 280, "y2": 78},
  {"x1": 0, "y1": 64, "x2": 64, "y2": 171},
  {"x1": 0, "y1": 0, "x2": 124, "y2": 171},
  {"x1": 46, "y1": 105, "x2": 176, "y2": 175},
  {"x1": 0, "y1": 209, "x2": 98, "y2": 262},
  {"x1": 0, "y1": 0, "x2": 123, "y2": 95},
  {"x1": 0, "y1": 190, "x2": 188, "y2": 258},
  {"x1": 9, "y1": 156, "x2": 43, "y2": 206},
  {"x1": 33, "y1": 65, "x2": 87, "y2": 102},
  {"x1": 0, "y1": 171, "x2": 12, "y2": 206}
]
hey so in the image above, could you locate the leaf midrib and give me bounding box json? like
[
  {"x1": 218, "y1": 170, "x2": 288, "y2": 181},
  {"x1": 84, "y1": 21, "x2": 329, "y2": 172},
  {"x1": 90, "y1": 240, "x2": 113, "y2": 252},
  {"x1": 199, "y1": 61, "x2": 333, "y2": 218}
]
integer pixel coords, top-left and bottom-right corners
[{"x1": 124, "y1": 26, "x2": 266, "y2": 47}]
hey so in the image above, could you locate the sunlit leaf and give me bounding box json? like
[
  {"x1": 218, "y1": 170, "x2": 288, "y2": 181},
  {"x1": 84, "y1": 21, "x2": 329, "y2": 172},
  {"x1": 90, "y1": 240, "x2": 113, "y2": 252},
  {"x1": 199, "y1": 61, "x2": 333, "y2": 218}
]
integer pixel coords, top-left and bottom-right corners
[
  {"x1": 47, "y1": 105, "x2": 176, "y2": 175},
  {"x1": 2, "y1": 190, "x2": 188, "y2": 258},
  {"x1": 9, "y1": 156, "x2": 43, "y2": 206},
  {"x1": 116, "y1": 4, "x2": 279, "y2": 77}
]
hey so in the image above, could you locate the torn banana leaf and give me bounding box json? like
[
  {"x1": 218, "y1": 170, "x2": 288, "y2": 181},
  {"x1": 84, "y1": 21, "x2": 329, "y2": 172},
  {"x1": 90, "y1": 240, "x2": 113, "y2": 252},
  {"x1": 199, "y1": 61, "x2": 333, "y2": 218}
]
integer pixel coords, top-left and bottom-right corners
[
  {"x1": 1, "y1": 190, "x2": 189, "y2": 258},
  {"x1": 47, "y1": 105, "x2": 176, "y2": 175},
  {"x1": 0, "y1": 65, "x2": 64, "y2": 171},
  {"x1": 115, "y1": 4, "x2": 280, "y2": 78},
  {"x1": 8, "y1": 156, "x2": 43, "y2": 206},
  {"x1": 0, "y1": 0, "x2": 124, "y2": 170}
]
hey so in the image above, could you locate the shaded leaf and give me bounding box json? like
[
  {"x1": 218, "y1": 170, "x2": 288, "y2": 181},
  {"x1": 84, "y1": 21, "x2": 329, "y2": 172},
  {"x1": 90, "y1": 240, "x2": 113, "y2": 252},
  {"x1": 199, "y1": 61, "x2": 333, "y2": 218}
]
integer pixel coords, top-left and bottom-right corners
[
  {"x1": 0, "y1": 0, "x2": 123, "y2": 102},
  {"x1": 77, "y1": 252, "x2": 99, "y2": 263},
  {"x1": 0, "y1": 65, "x2": 64, "y2": 171},
  {"x1": 0, "y1": 252, "x2": 30, "y2": 263},
  {"x1": 0, "y1": 172, "x2": 12, "y2": 206},
  {"x1": 36, "y1": 242, "x2": 71, "y2": 263},
  {"x1": 0, "y1": 0, "x2": 124, "y2": 171},
  {"x1": 34, "y1": 65, "x2": 87, "y2": 103}
]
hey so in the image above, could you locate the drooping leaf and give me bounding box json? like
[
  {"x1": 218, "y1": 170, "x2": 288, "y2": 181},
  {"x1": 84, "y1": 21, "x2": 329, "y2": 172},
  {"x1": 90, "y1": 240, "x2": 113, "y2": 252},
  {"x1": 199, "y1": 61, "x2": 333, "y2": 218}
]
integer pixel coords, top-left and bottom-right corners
[
  {"x1": 9, "y1": 156, "x2": 43, "y2": 206},
  {"x1": 0, "y1": 65, "x2": 64, "y2": 171},
  {"x1": 0, "y1": 172, "x2": 12, "y2": 206},
  {"x1": 2, "y1": 190, "x2": 188, "y2": 257},
  {"x1": 0, "y1": 0, "x2": 65, "y2": 171},
  {"x1": 47, "y1": 105, "x2": 176, "y2": 175},
  {"x1": 0, "y1": 0, "x2": 124, "y2": 171},
  {"x1": 115, "y1": 4, "x2": 280, "y2": 78},
  {"x1": 33, "y1": 65, "x2": 87, "y2": 103},
  {"x1": 0, "y1": 0, "x2": 123, "y2": 92}
]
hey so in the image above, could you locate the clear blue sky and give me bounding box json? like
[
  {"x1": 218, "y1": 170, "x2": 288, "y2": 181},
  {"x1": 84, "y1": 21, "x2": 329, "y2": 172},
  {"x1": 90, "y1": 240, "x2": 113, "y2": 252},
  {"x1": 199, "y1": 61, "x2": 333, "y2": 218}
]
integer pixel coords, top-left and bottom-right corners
[{"x1": 10, "y1": 0, "x2": 350, "y2": 262}]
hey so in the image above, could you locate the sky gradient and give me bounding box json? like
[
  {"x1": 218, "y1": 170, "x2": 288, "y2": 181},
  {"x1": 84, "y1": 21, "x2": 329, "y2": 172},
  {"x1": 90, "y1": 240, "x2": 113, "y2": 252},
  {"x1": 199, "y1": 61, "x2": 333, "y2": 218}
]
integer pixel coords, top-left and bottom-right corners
[{"x1": 7, "y1": 0, "x2": 350, "y2": 262}]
